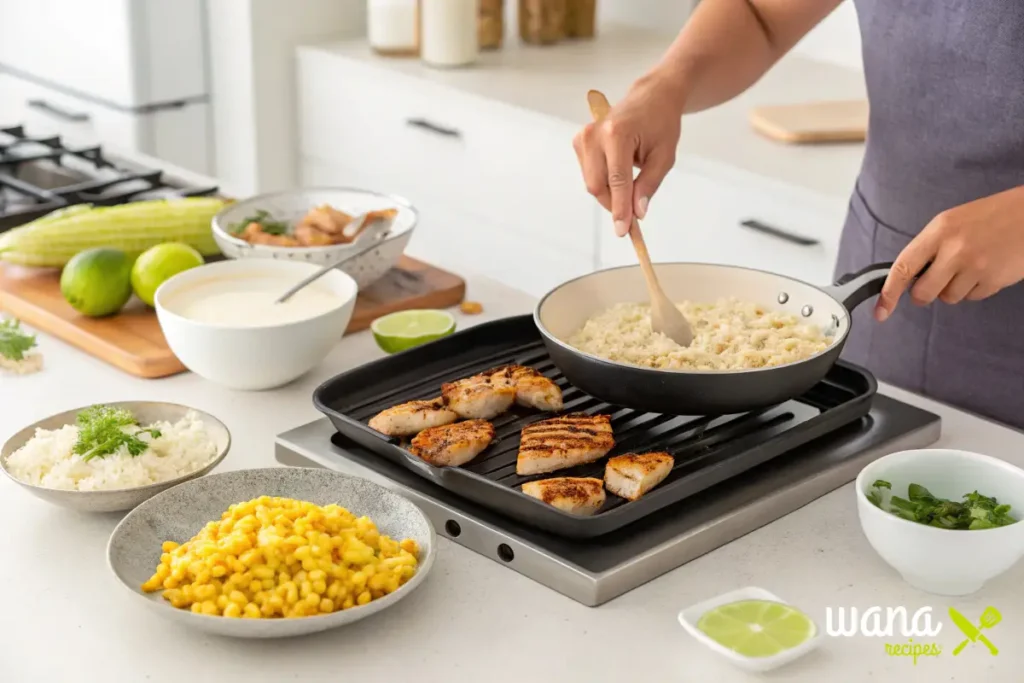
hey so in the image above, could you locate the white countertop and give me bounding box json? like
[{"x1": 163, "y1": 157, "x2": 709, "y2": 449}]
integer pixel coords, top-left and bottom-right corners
[
  {"x1": 306, "y1": 24, "x2": 868, "y2": 200},
  {"x1": 3, "y1": 275, "x2": 1024, "y2": 682}
]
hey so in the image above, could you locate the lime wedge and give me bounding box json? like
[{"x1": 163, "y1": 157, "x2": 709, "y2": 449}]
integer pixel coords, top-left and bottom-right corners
[
  {"x1": 697, "y1": 600, "x2": 815, "y2": 658},
  {"x1": 371, "y1": 309, "x2": 456, "y2": 354}
]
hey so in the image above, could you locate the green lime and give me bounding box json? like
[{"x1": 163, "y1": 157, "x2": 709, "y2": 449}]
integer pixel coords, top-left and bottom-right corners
[
  {"x1": 131, "y1": 242, "x2": 204, "y2": 307},
  {"x1": 697, "y1": 600, "x2": 816, "y2": 658},
  {"x1": 60, "y1": 248, "x2": 134, "y2": 317},
  {"x1": 371, "y1": 309, "x2": 456, "y2": 354}
]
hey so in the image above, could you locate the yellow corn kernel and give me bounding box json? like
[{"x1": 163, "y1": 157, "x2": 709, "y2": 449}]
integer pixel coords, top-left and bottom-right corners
[
  {"x1": 269, "y1": 594, "x2": 285, "y2": 610},
  {"x1": 299, "y1": 581, "x2": 313, "y2": 598},
  {"x1": 284, "y1": 583, "x2": 299, "y2": 605},
  {"x1": 294, "y1": 545, "x2": 312, "y2": 562},
  {"x1": 252, "y1": 566, "x2": 275, "y2": 580},
  {"x1": 326, "y1": 582, "x2": 341, "y2": 600},
  {"x1": 357, "y1": 591, "x2": 372, "y2": 606},
  {"x1": 223, "y1": 602, "x2": 242, "y2": 618},
  {"x1": 210, "y1": 564, "x2": 227, "y2": 578},
  {"x1": 216, "y1": 594, "x2": 230, "y2": 609},
  {"x1": 261, "y1": 578, "x2": 275, "y2": 591},
  {"x1": 399, "y1": 539, "x2": 418, "y2": 555},
  {"x1": 312, "y1": 579, "x2": 327, "y2": 595},
  {"x1": 162, "y1": 576, "x2": 180, "y2": 590},
  {"x1": 294, "y1": 570, "x2": 308, "y2": 585},
  {"x1": 319, "y1": 598, "x2": 334, "y2": 613},
  {"x1": 351, "y1": 572, "x2": 367, "y2": 590},
  {"x1": 201, "y1": 601, "x2": 219, "y2": 616},
  {"x1": 191, "y1": 602, "x2": 203, "y2": 614},
  {"x1": 304, "y1": 593, "x2": 320, "y2": 609},
  {"x1": 243, "y1": 603, "x2": 261, "y2": 619},
  {"x1": 162, "y1": 541, "x2": 180, "y2": 553}
]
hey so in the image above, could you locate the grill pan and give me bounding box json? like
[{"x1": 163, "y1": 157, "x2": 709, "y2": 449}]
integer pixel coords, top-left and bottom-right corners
[{"x1": 313, "y1": 315, "x2": 877, "y2": 538}]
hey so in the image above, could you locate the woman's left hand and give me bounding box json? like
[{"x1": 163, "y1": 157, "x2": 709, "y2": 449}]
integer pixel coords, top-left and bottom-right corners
[{"x1": 875, "y1": 186, "x2": 1024, "y2": 321}]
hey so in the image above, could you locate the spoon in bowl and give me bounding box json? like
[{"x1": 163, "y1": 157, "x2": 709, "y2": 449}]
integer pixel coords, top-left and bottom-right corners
[
  {"x1": 274, "y1": 212, "x2": 392, "y2": 304},
  {"x1": 587, "y1": 90, "x2": 694, "y2": 347}
]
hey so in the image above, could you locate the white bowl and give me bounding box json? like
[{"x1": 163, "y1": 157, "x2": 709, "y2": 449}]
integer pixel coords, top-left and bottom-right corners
[
  {"x1": 154, "y1": 259, "x2": 357, "y2": 390},
  {"x1": 856, "y1": 448, "x2": 1024, "y2": 596},
  {"x1": 211, "y1": 187, "x2": 417, "y2": 289},
  {"x1": 1, "y1": 401, "x2": 231, "y2": 513},
  {"x1": 107, "y1": 467, "x2": 436, "y2": 638}
]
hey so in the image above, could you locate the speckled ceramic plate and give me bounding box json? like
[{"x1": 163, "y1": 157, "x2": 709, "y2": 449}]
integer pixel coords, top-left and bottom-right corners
[
  {"x1": 0, "y1": 401, "x2": 231, "y2": 513},
  {"x1": 106, "y1": 467, "x2": 437, "y2": 638}
]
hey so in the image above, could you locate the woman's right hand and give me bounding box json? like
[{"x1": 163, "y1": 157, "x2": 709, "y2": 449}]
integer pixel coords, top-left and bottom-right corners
[{"x1": 572, "y1": 71, "x2": 686, "y2": 237}]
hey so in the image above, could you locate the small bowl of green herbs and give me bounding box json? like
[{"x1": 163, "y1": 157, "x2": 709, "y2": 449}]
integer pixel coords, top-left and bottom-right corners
[{"x1": 856, "y1": 449, "x2": 1024, "y2": 596}]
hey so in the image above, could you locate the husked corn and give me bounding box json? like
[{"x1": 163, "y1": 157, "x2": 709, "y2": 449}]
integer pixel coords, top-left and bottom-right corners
[{"x1": 141, "y1": 496, "x2": 420, "y2": 619}]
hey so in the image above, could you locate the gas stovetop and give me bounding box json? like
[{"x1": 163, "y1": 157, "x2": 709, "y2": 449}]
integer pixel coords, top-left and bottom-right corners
[
  {"x1": 0, "y1": 124, "x2": 219, "y2": 231},
  {"x1": 276, "y1": 395, "x2": 941, "y2": 606}
]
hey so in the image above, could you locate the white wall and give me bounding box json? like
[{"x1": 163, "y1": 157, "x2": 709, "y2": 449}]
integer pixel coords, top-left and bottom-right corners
[
  {"x1": 598, "y1": 0, "x2": 863, "y2": 72},
  {"x1": 207, "y1": 0, "x2": 365, "y2": 196}
]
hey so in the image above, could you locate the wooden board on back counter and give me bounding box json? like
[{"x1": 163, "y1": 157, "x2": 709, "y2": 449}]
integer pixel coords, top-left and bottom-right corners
[{"x1": 0, "y1": 256, "x2": 465, "y2": 379}]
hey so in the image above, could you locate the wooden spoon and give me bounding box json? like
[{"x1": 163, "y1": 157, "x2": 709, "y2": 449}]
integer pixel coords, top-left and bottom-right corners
[{"x1": 587, "y1": 89, "x2": 694, "y2": 347}]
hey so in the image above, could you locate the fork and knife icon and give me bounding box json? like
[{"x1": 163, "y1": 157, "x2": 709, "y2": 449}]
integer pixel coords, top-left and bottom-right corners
[{"x1": 948, "y1": 606, "x2": 1001, "y2": 656}]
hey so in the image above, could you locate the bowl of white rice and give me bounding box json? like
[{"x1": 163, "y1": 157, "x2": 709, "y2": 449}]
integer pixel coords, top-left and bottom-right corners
[{"x1": 1, "y1": 401, "x2": 231, "y2": 512}]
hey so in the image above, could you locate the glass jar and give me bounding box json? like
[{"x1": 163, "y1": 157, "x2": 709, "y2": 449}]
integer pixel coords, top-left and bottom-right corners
[
  {"x1": 368, "y1": 0, "x2": 420, "y2": 57},
  {"x1": 518, "y1": 0, "x2": 566, "y2": 45},
  {"x1": 421, "y1": 0, "x2": 479, "y2": 68},
  {"x1": 479, "y1": 0, "x2": 504, "y2": 50},
  {"x1": 564, "y1": 0, "x2": 596, "y2": 39}
]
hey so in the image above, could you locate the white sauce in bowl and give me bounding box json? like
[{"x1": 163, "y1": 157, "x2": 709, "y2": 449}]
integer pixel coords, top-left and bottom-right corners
[{"x1": 164, "y1": 274, "x2": 343, "y2": 327}]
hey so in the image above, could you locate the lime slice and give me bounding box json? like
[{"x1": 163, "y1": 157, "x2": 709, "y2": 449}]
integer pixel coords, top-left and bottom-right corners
[
  {"x1": 697, "y1": 600, "x2": 815, "y2": 658},
  {"x1": 371, "y1": 309, "x2": 456, "y2": 354}
]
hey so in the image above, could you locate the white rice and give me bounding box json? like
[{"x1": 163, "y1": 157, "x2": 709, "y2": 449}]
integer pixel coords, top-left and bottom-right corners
[
  {"x1": 5, "y1": 411, "x2": 218, "y2": 491},
  {"x1": 567, "y1": 300, "x2": 834, "y2": 371}
]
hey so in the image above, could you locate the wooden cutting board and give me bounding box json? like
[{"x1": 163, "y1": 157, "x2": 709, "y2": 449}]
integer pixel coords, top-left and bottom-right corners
[
  {"x1": 749, "y1": 99, "x2": 869, "y2": 144},
  {"x1": 0, "y1": 256, "x2": 465, "y2": 379}
]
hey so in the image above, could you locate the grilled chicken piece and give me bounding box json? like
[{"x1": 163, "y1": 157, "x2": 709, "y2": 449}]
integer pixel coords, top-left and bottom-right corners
[
  {"x1": 408, "y1": 419, "x2": 495, "y2": 467},
  {"x1": 521, "y1": 477, "x2": 606, "y2": 516},
  {"x1": 604, "y1": 452, "x2": 675, "y2": 501},
  {"x1": 516, "y1": 413, "x2": 615, "y2": 475},
  {"x1": 300, "y1": 204, "x2": 352, "y2": 237},
  {"x1": 441, "y1": 373, "x2": 516, "y2": 420},
  {"x1": 294, "y1": 223, "x2": 336, "y2": 246},
  {"x1": 367, "y1": 397, "x2": 458, "y2": 437},
  {"x1": 490, "y1": 364, "x2": 563, "y2": 412}
]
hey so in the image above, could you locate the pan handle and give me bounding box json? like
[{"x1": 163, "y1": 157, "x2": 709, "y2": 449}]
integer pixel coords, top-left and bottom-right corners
[{"x1": 823, "y1": 262, "x2": 893, "y2": 310}]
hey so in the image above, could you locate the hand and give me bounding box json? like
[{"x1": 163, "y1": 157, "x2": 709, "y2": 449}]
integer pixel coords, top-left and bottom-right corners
[
  {"x1": 572, "y1": 70, "x2": 685, "y2": 237},
  {"x1": 875, "y1": 186, "x2": 1024, "y2": 321}
]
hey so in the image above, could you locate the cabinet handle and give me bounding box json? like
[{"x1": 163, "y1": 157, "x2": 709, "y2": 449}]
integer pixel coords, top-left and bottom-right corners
[
  {"x1": 406, "y1": 117, "x2": 461, "y2": 138},
  {"x1": 739, "y1": 219, "x2": 819, "y2": 246},
  {"x1": 27, "y1": 99, "x2": 90, "y2": 123}
]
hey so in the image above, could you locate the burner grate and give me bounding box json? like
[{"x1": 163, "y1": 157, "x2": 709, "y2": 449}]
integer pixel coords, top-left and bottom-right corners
[
  {"x1": 0, "y1": 124, "x2": 220, "y2": 232},
  {"x1": 314, "y1": 315, "x2": 877, "y2": 538}
]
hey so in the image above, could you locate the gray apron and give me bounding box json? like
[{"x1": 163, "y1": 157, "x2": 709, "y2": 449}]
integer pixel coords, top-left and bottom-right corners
[{"x1": 835, "y1": 0, "x2": 1024, "y2": 427}]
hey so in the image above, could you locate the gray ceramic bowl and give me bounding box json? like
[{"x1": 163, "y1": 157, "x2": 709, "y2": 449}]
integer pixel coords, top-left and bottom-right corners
[
  {"x1": 0, "y1": 401, "x2": 231, "y2": 513},
  {"x1": 106, "y1": 467, "x2": 437, "y2": 638}
]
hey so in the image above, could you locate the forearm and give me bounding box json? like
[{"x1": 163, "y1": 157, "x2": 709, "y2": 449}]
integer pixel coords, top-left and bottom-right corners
[{"x1": 642, "y1": 0, "x2": 845, "y2": 114}]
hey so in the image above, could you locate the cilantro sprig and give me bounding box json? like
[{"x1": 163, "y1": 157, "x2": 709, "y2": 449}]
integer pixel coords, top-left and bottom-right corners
[
  {"x1": 72, "y1": 405, "x2": 161, "y2": 461},
  {"x1": 0, "y1": 318, "x2": 37, "y2": 361},
  {"x1": 868, "y1": 479, "x2": 1017, "y2": 530},
  {"x1": 228, "y1": 209, "x2": 290, "y2": 236}
]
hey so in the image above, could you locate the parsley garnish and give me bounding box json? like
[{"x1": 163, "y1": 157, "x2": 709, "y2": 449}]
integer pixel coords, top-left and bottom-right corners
[
  {"x1": 0, "y1": 318, "x2": 37, "y2": 361},
  {"x1": 72, "y1": 405, "x2": 161, "y2": 461},
  {"x1": 867, "y1": 479, "x2": 1017, "y2": 530}
]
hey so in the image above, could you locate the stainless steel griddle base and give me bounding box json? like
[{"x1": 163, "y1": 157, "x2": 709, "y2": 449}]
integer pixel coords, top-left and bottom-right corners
[{"x1": 275, "y1": 395, "x2": 940, "y2": 607}]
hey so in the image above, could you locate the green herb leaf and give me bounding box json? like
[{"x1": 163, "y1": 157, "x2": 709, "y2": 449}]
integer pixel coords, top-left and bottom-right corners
[
  {"x1": 228, "y1": 209, "x2": 290, "y2": 236},
  {"x1": 868, "y1": 481, "x2": 1019, "y2": 530},
  {"x1": 0, "y1": 318, "x2": 37, "y2": 361},
  {"x1": 72, "y1": 405, "x2": 159, "y2": 461}
]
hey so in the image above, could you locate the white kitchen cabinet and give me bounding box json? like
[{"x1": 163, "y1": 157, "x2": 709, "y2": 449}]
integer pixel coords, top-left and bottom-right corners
[
  {"x1": 296, "y1": 47, "x2": 595, "y2": 262},
  {"x1": 301, "y1": 159, "x2": 594, "y2": 298},
  {"x1": 0, "y1": 73, "x2": 212, "y2": 174},
  {"x1": 598, "y1": 166, "x2": 848, "y2": 286}
]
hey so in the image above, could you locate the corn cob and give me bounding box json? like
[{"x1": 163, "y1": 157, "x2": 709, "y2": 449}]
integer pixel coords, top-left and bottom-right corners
[{"x1": 0, "y1": 197, "x2": 226, "y2": 267}]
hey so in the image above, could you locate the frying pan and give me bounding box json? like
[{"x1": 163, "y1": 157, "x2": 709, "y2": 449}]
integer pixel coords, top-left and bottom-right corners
[{"x1": 534, "y1": 261, "x2": 892, "y2": 415}]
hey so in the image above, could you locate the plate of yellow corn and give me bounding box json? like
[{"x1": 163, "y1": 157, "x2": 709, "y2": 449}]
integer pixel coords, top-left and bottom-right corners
[{"x1": 106, "y1": 467, "x2": 436, "y2": 638}]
